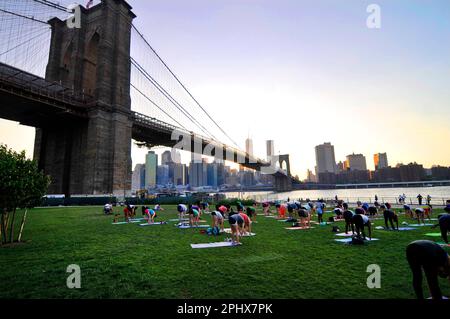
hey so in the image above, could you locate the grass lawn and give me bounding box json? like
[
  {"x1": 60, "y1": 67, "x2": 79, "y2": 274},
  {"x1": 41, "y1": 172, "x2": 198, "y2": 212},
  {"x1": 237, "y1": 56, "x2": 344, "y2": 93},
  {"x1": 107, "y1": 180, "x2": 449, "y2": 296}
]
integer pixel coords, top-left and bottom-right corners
[{"x1": 0, "y1": 205, "x2": 449, "y2": 299}]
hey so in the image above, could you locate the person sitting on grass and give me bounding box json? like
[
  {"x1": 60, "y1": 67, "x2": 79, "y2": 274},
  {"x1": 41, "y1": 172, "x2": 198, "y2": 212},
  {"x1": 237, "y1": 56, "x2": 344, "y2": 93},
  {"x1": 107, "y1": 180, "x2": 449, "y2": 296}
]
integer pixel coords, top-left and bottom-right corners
[
  {"x1": 343, "y1": 203, "x2": 355, "y2": 235},
  {"x1": 154, "y1": 204, "x2": 164, "y2": 211},
  {"x1": 351, "y1": 213, "x2": 372, "y2": 240},
  {"x1": 211, "y1": 205, "x2": 225, "y2": 233},
  {"x1": 406, "y1": 240, "x2": 450, "y2": 300},
  {"x1": 239, "y1": 210, "x2": 252, "y2": 235},
  {"x1": 144, "y1": 207, "x2": 157, "y2": 224},
  {"x1": 431, "y1": 214, "x2": 450, "y2": 244},
  {"x1": 380, "y1": 204, "x2": 399, "y2": 230},
  {"x1": 246, "y1": 206, "x2": 257, "y2": 222},
  {"x1": 415, "y1": 208, "x2": 426, "y2": 225},
  {"x1": 404, "y1": 204, "x2": 414, "y2": 219},
  {"x1": 188, "y1": 207, "x2": 200, "y2": 227},
  {"x1": 228, "y1": 211, "x2": 244, "y2": 245}
]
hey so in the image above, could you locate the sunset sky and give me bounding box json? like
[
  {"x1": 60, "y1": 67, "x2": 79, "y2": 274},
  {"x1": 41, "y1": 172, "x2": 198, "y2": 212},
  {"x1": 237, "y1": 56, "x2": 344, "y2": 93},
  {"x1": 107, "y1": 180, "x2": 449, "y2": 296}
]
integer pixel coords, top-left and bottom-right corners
[{"x1": 1, "y1": 0, "x2": 449, "y2": 179}]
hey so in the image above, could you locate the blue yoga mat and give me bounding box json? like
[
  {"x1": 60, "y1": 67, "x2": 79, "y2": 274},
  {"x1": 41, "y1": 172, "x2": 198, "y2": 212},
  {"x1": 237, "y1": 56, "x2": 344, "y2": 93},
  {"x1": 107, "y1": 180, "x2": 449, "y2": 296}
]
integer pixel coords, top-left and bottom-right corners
[
  {"x1": 139, "y1": 222, "x2": 167, "y2": 226},
  {"x1": 335, "y1": 238, "x2": 379, "y2": 243}
]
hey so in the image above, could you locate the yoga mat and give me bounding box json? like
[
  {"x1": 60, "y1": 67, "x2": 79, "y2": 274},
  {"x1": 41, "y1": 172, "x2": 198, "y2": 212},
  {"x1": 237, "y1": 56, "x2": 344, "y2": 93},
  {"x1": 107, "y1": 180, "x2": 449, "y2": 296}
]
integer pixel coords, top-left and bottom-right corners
[
  {"x1": 375, "y1": 226, "x2": 415, "y2": 231},
  {"x1": 285, "y1": 227, "x2": 315, "y2": 230},
  {"x1": 129, "y1": 218, "x2": 145, "y2": 222},
  {"x1": 409, "y1": 224, "x2": 434, "y2": 227},
  {"x1": 139, "y1": 222, "x2": 167, "y2": 226},
  {"x1": 425, "y1": 233, "x2": 442, "y2": 237},
  {"x1": 191, "y1": 242, "x2": 242, "y2": 249},
  {"x1": 168, "y1": 218, "x2": 189, "y2": 222},
  {"x1": 112, "y1": 220, "x2": 141, "y2": 225},
  {"x1": 334, "y1": 238, "x2": 379, "y2": 243},
  {"x1": 335, "y1": 233, "x2": 354, "y2": 237},
  {"x1": 264, "y1": 215, "x2": 277, "y2": 218},
  {"x1": 178, "y1": 225, "x2": 210, "y2": 229},
  {"x1": 223, "y1": 229, "x2": 256, "y2": 236},
  {"x1": 277, "y1": 219, "x2": 289, "y2": 222}
]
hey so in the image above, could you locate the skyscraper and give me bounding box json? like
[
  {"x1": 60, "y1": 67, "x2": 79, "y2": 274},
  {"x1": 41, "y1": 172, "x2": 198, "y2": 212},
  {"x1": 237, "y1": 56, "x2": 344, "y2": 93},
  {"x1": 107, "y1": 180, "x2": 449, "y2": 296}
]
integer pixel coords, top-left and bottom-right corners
[
  {"x1": 246, "y1": 137, "x2": 254, "y2": 156},
  {"x1": 266, "y1": 140, "x2": 275, "y2": 161},
  {"x1": 374, "y1": 153, "x2": 388, "y2": 170},
  {"x1": 157, "y1": 165, "x2": 170, "y2": 186},
  {"x1": 145, "y1": 151, "x2": 158, "y2": 189},
  {"x1": 315, "y1": 143, "x2": 337, "y2": 175},
  {"x1": 173, "y1": 163, "x2": 186, "y2": 186},
  {"x1": 189, "y1": 158, "x2": 207, "y2": 187},
  {"x1": 131, "y1": 164, "x2": 145, "y2": 192},
  {"x1": 346, "y1": 153, "x2": 367, "y2": 171},
  {"x1": 161, "y1": 150, "x2": 172, "y2": 166}
]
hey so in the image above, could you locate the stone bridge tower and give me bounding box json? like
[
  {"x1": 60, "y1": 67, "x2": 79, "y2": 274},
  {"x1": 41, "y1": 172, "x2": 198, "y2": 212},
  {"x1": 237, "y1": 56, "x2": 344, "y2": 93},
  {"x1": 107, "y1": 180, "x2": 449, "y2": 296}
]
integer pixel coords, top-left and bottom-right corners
[
  {"x1": 274, "y1": 154, "x2": 293, "y2": 192},
  {"x1": 33, "y1": 0, "x2": 136, "y2": 196}
]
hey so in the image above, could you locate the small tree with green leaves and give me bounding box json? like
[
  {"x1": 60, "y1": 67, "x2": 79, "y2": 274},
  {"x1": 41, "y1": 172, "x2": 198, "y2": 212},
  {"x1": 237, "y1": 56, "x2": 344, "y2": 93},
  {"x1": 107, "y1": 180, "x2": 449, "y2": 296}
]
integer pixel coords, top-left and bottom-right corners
[{"x1": 0, "y1": 144, "x2": 50, "y2": 245}]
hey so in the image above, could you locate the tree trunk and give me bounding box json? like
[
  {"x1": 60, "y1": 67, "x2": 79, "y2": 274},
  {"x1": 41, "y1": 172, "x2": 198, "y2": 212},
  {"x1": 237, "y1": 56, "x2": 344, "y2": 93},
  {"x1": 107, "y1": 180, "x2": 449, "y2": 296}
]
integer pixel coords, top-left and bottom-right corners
[
  {"x1": 1, "y1": 211, "x2": 8, "y2": 245},
  {"x1": 9, "y1": 208, "x2": 16, "y2": 243},
  {"x1": 0, "y1": 212, "x2": 5, "y2": 245},
  {"x1": 17, "y1": 209, "x2": 28, "y2": 243}
]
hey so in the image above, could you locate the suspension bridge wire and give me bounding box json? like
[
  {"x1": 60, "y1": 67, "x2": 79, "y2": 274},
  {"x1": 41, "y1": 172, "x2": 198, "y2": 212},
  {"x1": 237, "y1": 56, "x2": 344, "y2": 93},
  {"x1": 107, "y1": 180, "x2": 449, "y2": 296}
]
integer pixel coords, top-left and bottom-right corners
[
  {"x1": 10, "y1": 0, "x2": 241, "y2": 149},
  {"x1": 131, "y1": 57, "x2": 219, "y2": 141},
  {"x1": 0, "y1": 8, "x2": 49, "y2": 25},
  {"x1": 0, "y1": 28, "x2": 50, "y2": 57},
  {"x1": 130, "y1": 83, "x2": 187, "y2": 131},
  {"x1": 32, "y1": 0, "x2": 68, "y2": 12},
  {"x1": 131, "y1": 24, "x2": 241, "y2": 149}
]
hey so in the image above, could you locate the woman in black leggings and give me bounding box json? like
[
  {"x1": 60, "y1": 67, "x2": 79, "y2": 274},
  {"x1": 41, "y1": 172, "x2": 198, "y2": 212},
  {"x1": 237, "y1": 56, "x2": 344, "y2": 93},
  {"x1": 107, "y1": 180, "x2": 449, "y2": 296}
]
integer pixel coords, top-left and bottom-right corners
[
  {"x1": 342, "y1": 203, "x2": 355, "y2": 235},
  {"x1": 380, "y1": 204, "x2": 399, "y2": 230},
  {"x1": 406, "y1": 240, "x2": 450, "y2": 299},
  {"x1": 351, "y1": 214, "x2": 372, "y2": 240}
]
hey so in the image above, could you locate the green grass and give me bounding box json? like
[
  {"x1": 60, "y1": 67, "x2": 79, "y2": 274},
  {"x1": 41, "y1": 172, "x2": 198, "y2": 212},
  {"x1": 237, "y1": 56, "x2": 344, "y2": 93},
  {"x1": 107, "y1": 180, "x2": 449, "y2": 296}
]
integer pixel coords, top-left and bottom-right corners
[{"x1": 0, "y1": 206, "x2": 449, "y2": 299}]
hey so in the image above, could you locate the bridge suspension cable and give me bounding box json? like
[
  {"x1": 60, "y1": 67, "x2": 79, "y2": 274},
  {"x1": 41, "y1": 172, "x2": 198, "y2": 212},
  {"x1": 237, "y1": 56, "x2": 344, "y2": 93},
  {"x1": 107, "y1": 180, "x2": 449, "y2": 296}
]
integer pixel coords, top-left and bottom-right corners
[
  {"x1": 2, "y1": 0, "x2": 245, "y2": 153},
  {"x1": 131, "y1": 24, "x2": 242, "y2": 150},
  {"x1": 131, "y1": 57, "x2": 219, "y2": 141}
]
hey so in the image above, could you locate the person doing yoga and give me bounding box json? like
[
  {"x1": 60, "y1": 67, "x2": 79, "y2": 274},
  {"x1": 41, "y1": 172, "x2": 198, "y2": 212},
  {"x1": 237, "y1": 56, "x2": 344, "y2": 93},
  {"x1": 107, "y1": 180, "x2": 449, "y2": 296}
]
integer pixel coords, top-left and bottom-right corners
[{"x1": 406, "y1": 240, "x2": 450, "y2": 300}]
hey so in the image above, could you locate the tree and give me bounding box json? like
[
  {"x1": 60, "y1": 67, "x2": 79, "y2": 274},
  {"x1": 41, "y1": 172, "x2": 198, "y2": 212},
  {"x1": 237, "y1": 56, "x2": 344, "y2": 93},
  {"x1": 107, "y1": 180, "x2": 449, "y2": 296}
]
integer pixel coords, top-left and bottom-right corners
[{"x1": 0, "y1": 144, "x2": 50, "y2": 245}]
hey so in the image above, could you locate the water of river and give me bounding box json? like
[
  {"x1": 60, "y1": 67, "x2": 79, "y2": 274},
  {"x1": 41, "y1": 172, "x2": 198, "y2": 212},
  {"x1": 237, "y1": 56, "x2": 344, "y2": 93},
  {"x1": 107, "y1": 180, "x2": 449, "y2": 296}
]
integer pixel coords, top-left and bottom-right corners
[{"x1": 225, "y1": 186, "x2": 450, "y2": 206}]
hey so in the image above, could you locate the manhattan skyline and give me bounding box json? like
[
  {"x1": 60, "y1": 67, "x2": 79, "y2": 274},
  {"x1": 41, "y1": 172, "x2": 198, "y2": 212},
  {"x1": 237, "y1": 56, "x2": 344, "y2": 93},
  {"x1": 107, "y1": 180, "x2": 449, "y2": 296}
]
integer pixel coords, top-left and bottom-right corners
[{"x1": 1, "y1": 0, "x2": 449, "y2": 179}]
